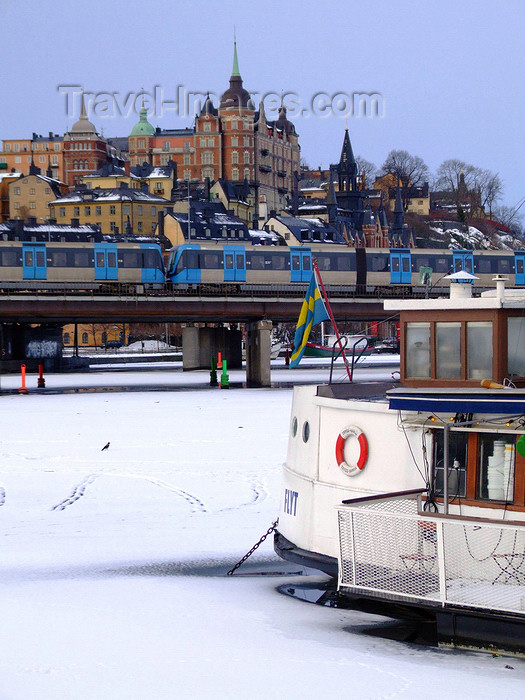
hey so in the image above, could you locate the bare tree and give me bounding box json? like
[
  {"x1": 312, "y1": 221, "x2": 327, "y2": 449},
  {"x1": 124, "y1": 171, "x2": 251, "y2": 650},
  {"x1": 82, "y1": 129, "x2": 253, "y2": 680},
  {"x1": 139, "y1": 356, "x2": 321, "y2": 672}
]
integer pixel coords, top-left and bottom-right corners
[
  {"x1": 380, "y1": 150, "x2": 429, "y2": 209},
  {"x1": 435, "y1": 159, "x2": 503, "y2": 216},
  {"x1": 355, "y1": 156, "x2": 377, "y2": 189}
]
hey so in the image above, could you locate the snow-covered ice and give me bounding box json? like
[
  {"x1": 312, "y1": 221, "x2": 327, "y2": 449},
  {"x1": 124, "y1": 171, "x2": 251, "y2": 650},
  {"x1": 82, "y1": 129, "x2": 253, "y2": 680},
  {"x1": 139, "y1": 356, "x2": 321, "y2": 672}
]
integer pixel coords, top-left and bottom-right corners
[{"x1": 0, "y1": 365, "x2": 523, "y2": 699}]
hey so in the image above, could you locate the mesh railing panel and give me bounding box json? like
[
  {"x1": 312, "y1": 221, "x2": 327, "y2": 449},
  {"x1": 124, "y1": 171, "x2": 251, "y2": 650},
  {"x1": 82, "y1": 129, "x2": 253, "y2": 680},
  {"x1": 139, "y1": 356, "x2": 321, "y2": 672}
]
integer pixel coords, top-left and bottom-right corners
[{"x1": 338, "y1": 498, "x2": 525, "y2": 615}]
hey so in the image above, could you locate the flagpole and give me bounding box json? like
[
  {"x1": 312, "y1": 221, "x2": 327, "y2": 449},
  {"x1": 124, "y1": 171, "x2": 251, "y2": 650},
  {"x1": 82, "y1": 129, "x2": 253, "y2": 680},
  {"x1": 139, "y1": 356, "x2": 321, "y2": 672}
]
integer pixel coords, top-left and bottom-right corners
[{"x1": 312, "y1": 259, "x2": 353, "y2": 382}]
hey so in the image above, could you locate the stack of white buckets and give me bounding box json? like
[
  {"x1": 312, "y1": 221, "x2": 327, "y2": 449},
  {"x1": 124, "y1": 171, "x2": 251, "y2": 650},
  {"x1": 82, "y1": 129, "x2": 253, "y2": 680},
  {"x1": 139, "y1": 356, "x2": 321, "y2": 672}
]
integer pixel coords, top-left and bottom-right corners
[{"x1": 487, "y1": 440, "x2": 515, "y2": 500}]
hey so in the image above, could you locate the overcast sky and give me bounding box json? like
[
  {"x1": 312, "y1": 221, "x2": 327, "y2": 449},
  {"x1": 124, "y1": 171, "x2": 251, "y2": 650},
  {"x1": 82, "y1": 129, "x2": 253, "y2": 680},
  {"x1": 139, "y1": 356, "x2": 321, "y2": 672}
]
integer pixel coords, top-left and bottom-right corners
[{"x1": 2, "y1": 0, "x2": 524, "y2": 210}]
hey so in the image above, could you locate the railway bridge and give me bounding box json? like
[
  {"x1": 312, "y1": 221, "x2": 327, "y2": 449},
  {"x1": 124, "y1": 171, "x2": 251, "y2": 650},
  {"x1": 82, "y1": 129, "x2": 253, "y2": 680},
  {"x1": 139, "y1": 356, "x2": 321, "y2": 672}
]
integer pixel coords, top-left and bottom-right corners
[{"x1": 0, "y1": 290, "x2": 390, "y2": 386}]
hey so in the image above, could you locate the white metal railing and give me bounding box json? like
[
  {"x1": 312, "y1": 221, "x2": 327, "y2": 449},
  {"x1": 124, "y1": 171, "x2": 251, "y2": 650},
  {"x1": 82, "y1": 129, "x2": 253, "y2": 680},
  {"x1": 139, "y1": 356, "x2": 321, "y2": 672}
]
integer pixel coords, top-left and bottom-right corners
[{"x1": 337, "y1": 494, "x2": 525, "y2": 616}]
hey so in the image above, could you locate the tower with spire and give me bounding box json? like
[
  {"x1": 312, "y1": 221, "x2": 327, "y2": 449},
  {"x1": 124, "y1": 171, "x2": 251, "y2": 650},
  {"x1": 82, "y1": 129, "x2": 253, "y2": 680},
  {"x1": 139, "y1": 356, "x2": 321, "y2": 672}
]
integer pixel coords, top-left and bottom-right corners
[{"x1": 63, "y1": 93, "x2": 115, "y2": 188}]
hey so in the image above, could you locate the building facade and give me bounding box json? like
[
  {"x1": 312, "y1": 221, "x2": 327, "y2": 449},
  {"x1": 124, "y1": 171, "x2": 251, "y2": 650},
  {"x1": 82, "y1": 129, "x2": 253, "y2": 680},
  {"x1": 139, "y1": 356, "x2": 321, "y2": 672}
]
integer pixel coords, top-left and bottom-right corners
[{"x1": 128, "y1": 43, "x2": 301, "y2": 224}]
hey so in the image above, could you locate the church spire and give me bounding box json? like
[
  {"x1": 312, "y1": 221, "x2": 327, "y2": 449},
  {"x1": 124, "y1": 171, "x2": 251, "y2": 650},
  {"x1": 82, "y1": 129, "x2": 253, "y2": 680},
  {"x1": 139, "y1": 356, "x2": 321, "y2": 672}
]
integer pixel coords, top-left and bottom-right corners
[
  {"x1": 232, "y1": 39, "x2": 240, "y2": 77},
  {"x1": 337, "y1": 128, "x2": 357, "y2": 192}
]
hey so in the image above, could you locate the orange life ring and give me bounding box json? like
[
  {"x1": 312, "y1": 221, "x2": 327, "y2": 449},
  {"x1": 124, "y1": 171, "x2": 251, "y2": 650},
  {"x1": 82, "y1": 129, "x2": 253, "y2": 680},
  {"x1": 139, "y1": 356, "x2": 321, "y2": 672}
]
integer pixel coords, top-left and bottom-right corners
[{"x1": 335, "y1": 425, "x2": 368, "y2": 476}]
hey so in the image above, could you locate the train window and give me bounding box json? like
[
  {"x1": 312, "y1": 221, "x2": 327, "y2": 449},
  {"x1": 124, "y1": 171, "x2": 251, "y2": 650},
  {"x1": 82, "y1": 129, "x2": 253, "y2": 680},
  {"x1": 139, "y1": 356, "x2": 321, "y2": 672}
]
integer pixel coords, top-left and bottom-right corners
[
  {"x1": 250, "y1": 254, "x2": 265, "y2": 270},
  {"x1": 186, "y1": 251, "x2": 199, "y2": 269},
  {"x1": 369, "y1": 254, "x2": 388, "y2": 272},
  {"x1": 517, "y1": 258, "x2": 524, "y2": 275},
  {"x1": 302, "y1": 257, "x2": 311, "y2": 271},
  {"x1": 433, "y1": 256, "x2": 449, "y2": 273},
  {"x1": 49, "y1": 251, "x2": 67, "y2": 266},
  {"x1": 271, "y1": 254, "x2": 286, "y2": 270},
  {"x1": 142, "y1": 251, "x2": 157, "y2": 269},
  {"x1": 236, "y1": 254, "x2": 245, "y2": 269},
  {"x1": 477, "y1": 258, "x2": 492, "y2": 274},
  {"x1": 225, "y1": 254, "x2": 234, "y2": 269},
  {"x1": 316, "y1": 255, "x2": 331, "y2": 271},
  {"x1": 203, "y1": 253, "x2": 220, "y2": 268},
  {"x1": 1, "y1": 249, "x2": 18, "y2": 266},
  {"x1": 24, "y1": 251, "x2": 33, "y2": 266},
  {"x1": 121, "y1": 251, "x2": 140, "y2": 268},
  {"x1": 96, "y1": 252, "x2": 105, "y2": 267},
  {"x1": 496, "y1": 258, "x2": 512, "y2": 274},
  {"x1": 337, "y1": 255, "x2": 352, "y2": 271},
  {"x1": 107, "y1": 252, "x2": 117, "y2": 268},
  {"x1": 292, "y1": 256, "x2": 300, "y2": 270},
  {"x1": 71, "y1": 251, "x2": 90, "y2": 267}
]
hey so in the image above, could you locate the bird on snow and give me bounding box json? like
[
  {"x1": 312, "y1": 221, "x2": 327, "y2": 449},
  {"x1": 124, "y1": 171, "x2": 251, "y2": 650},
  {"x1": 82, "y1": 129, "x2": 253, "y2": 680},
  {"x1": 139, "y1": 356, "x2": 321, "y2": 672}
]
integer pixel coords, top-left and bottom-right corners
[{"x1": 101, "y1": 442, "x2": 110, "y2": 451}]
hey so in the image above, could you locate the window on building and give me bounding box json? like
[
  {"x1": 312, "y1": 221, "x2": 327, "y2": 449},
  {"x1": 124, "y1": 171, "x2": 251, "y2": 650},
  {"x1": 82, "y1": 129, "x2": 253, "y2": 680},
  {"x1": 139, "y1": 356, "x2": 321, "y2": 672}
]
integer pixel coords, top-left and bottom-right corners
[
  {"x1": 74, "y1": 206, "x2": 80, "y2": 216},
  {"x1": 231, "y1": 137, "x2": 238, "y2": 146},
  {"x1": 13, "y1": 186, "x2": 20, "y2": 195},
  {"x1": 163, "y1": 141, "x2": 170, "y2": 151},
  {"x1": 137, "y1": 221, "x2": 143, "y2": 232},
  {"x1": 15, "y1": 156, "x2": 21, "y2": 163},
  {"x1": 123, "y1": 204, "x2": 130, "y2": 215},
  {"x1": 39, "y1": 156, "x2": 45, "y2": 163},
  {"x1": 14, "y1": 143, "x2": 20, "y2": 152},
  {"x1": 30, "y1": 201, "x2": 35, "y2": 209},
  {"x1": 45, "y1": 187, "x2": 50, "y2": 194},
  {"x1": 95, "y1": 206, "x2": 101, "y2": 216},
  {"x1": 203, "y1": 122, "x2": 211, "y2": 132},
  {"x1": 51, "y1": 155, "x2": 58, "y2": 166},
  {"x1": 406, "y1": 322, "x2": 431, "y2": 378},
  {"x1": 184, "y1": 154, "x2": 190, "y2": 165},
  {"x1": 13, "y1": 202, "x2": 20, "y2": 210},
  {"x1": 151, "y1": 206, "x2": 156, "y2": 216},
  {"x1": 436, "y1": 322, "x2": 461, "y2": 379},
  {"x1": 202, "y1": 167, "x2": 214, "y2": 179},
  {"x1": 137, "y1": 205, "x2": 142, "y2": 215},
  {"x1": 184, "y1": 141, "x2": 190, "y2": 149},
  {"x1": 244, "y1": 137, "x2": 250, "y2": 146},
  {"x1": 84, "y1": 206, "x2": 91, "y2": 216},
  {"x1": 4, "y1": 144, "x2": 10, "y2": 152},
  {"x1": 231, "y1": 121, "x2": 238, "y2": 130},
  {"x1": 467, "y1": 321, "x2": 492, "y2": 380},
  {"x1": 231, "y1": 151, "x2": 238, "y2": 164},
  {"x1": 29, "y1": 188, "x2": 35, "y2": 195},
  {"x1": 243, "y1": 121, "x2": 249, "y2": 130},
  {"x1": 138, "y1": 140, "x2": 145, "y2": 148},
  {"x1": 59, "y1": 207, "x2": 65, "y2": 217},
  {"x1": 232, "y1": 168, "x2": 239, "y2": 180},
  {"x1": 207, "y1": 138, "x2": 214, "y2": 147},
  {"x1": 244, "y1": 168, "x2": 250, "y2": 180},
  {"x1": 0, "y1": 157, "x2": 5, "y2": 164},
  {"x1": 243, "y1": 151, "x2": 250, "y2": 164},
  {"x1": 200, "y1": 138, "x2": 207, "y2": 147},
  {"x1": 184, "y1": 169, "x2": 191, "y2": 180},
  {"x1": 54, "y1": 143, "x2": 60, "y2": 152},
  {"x1": 110, "y1": 205, "x2": 116, "y2": 215},
  {"x1": 110, "y1": 222, "x2": 116, "y2": 231},
  {"x1": 202, "y1": 151, "x2": 213, "y2": 165}
]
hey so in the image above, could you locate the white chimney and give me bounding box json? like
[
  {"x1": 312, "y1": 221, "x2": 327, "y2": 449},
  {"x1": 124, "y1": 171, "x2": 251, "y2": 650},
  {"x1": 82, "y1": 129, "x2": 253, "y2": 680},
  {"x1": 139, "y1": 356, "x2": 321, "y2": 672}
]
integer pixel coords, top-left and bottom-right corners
[{"x1": 493, "y1": 275, "x2": 507, "y2": 302}]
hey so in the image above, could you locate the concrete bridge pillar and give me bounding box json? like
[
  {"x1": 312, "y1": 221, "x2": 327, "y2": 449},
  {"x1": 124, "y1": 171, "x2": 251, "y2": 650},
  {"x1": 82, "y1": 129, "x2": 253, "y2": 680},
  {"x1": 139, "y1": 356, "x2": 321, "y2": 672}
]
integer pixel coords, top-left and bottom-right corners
[
  {"x1": 245, "y1": 320, "x2": 273, "y2": 387},
  {"x1": 182, "y1": 325, "x2": 242, "y2": 371}
]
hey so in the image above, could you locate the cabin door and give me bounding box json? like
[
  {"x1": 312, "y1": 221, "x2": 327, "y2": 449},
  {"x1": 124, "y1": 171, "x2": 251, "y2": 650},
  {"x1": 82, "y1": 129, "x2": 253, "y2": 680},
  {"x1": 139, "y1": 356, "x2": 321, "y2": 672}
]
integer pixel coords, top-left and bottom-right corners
[
  {"x1": 223, "y1": 246, "x2": 246, "y2": 282},
  {"x1": 515, "y1": 253, "x2": 525, "y2": 286},
  {"x1": 452, "y1": 250, "x2": 474, "y2": 275},
  {"x1": 22, "y1": 243, "x2": 47, "y2": 280},
  {"x1": 94, "y1": 244, "x2": 118, "y2": 280},
  {"x1": 390, "y1": 250, "x2": 411, "y2": 284},
  {"x1": 290, "y1": 248, "x2": 312, "y2": 282}
]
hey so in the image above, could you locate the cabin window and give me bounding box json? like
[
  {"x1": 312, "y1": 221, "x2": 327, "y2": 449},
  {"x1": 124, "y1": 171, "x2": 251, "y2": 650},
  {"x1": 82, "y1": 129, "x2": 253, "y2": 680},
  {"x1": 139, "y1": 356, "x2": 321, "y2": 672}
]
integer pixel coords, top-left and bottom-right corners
[
  {"x1": 82, "y1": 333, "x2": 88, "y2": 344},
  {"x1": 436, "y1": 322, "x2": 461, "y2": 378},
  {"x1": 292, "y1": 417, "x2": 298, "y2": 438},
  {"x1": 478, "y1": 435, "x2": 515, "y2": 502},
  {"x1": 433, "y1": 430, "x2": 468, "y2": 499},
  {"x1": 302, "y1": 421, "x2": 310, "y2": 443},
  {"x1": 406, "y1": 322, "x2": 430, "y2": 378},
  {"x1": 466, "y1": 321, "x2": 492, "y2": 380},
  {"x1": 508, "y1": 317, "x2": 525, "y2": 376}
]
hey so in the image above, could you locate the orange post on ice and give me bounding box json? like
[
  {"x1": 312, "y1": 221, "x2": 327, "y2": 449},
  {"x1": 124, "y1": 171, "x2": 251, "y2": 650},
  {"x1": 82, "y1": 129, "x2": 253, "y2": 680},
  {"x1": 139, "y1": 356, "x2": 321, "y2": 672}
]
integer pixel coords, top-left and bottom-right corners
[
  {"x1": 217, "y1": 351, "x2": 222, "y2": 368},
  {"x1": 18, "y1": 364, "x2": 28, "y2": 394},
  {"x1": 37, "y1": 363, "x2": 46, "y2": 388}
]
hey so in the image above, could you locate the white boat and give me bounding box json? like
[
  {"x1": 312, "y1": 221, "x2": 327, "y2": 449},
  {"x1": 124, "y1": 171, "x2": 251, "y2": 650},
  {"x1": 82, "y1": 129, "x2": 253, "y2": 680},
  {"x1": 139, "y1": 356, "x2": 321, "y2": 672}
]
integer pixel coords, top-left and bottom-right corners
[{"x1": 275, "y1": 274, "x2": 525, "y2": 652}]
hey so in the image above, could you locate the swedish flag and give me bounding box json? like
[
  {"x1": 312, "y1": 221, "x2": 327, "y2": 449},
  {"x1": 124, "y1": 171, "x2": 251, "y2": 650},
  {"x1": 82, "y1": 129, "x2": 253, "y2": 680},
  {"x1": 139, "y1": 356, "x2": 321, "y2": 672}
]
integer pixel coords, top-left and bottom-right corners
[{"x1": 290, "y1": 271, "x2": 329, "y2": 367}]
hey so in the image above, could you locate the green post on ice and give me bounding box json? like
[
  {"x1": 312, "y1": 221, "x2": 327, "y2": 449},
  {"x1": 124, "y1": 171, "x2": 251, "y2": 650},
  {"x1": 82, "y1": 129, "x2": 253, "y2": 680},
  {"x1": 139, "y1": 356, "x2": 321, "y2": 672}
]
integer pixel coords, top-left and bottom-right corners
[
  {"x1": 220, "y1": 360, "x2": 229, "y2": 389},
  {"x1": 210, "y1": 358, "x2": 218, "y2": 386}
]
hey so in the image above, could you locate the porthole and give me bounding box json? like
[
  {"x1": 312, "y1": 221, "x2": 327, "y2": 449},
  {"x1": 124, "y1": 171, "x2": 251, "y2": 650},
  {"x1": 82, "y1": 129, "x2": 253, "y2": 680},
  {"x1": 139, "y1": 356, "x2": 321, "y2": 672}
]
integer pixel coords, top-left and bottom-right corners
[
  {"x1": 302, "y1": 421, "x2": 310, "y2": 443},
  {"x1": 292, "y1": 416, "x2": 298, "y2": 437}
]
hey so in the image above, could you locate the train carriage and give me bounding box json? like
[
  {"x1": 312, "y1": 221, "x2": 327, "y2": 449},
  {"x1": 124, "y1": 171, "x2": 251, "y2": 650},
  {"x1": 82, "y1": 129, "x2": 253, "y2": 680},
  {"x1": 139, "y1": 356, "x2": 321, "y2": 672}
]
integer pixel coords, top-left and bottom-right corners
[{"x1": 0, "y1": 239, "x2": 165, "y2": 290}]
